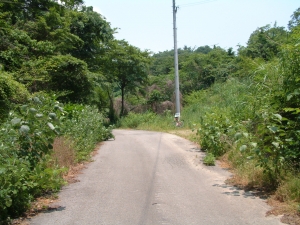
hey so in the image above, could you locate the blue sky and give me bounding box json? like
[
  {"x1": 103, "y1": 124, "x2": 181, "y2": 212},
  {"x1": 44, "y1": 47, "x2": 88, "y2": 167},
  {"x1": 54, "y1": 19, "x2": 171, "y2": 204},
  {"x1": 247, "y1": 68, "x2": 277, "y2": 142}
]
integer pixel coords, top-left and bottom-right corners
[{"x1": 83, "y1": 0, "x2": 299, "y2": 53}]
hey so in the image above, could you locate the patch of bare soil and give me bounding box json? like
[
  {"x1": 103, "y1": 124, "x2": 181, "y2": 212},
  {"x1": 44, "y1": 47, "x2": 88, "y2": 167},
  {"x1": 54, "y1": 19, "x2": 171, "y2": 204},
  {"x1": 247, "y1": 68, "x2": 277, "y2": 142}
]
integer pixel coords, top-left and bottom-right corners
[
  {"x1": 218, "y1": 154, "x2": 232, "y2": 170},
  {"x1": 62, "y1": 163, "x2": 87, "y2": 183},
  {"x1": 267, "y1": 198, "x2": 300, "y2": 225},
  {"x1": 281, "y1": 213, "x2": 300, "y2": 225}
]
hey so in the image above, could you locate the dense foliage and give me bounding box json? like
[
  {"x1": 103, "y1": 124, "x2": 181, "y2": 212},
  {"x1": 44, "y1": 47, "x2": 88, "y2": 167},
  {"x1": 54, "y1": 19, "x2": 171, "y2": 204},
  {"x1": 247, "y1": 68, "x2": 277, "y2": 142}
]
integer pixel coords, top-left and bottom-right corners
[
  {"x1": 0, "y1": 95, "x2": 113, "y2": 222},
  {"x1": 0, "y1": 73, "x2": 29, "y2": 121},
  {"x1": 0, "y1": 0, "x2": 150, "y2": 222},
  {"x1": 0, "y1": 0, "x2": 151, "y2": 118},
  {"x1": 100, "y1": 40, "x2": 151, "y2": 116}
]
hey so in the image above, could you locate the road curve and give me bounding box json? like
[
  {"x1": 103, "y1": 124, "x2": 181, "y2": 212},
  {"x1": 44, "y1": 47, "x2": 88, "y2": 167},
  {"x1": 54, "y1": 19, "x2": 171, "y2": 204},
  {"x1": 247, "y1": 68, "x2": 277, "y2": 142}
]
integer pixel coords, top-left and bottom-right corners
[{"x1": 29, "y1": 129, "x2": 282, "y2": 225}]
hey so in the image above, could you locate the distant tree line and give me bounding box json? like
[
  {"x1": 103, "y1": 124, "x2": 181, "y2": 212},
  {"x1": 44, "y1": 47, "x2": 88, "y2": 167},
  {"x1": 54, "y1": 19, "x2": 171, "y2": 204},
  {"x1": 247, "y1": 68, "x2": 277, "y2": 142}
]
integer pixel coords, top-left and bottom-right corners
[{"x1": 145, "y1": 9, "x2": 299, "y2": 112}]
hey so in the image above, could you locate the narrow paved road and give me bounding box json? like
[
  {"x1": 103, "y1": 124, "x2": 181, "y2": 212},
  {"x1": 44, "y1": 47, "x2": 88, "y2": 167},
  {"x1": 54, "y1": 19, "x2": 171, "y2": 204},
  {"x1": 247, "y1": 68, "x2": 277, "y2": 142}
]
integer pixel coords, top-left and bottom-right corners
[{"x1": 29, "y1": 129, "x2": 282, "y2": 225}]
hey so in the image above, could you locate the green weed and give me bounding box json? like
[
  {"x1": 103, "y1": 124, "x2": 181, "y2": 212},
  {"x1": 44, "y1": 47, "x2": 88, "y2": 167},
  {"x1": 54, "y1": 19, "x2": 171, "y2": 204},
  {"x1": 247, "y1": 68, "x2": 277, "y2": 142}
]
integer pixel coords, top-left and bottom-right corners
[
  {"x1": 119, "y1": 111, "x2": 175, "y2": 131},
  {"x1": 276, "y1": 177, "x2": 300, "y2": 203},
  {"x1": 203, "y1": 153, "x2": 216, "y2": 166}
]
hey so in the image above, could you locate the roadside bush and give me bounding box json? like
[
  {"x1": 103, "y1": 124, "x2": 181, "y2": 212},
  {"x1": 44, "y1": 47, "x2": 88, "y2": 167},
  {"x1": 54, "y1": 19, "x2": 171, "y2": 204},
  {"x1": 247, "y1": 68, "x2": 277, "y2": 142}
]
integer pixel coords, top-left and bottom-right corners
[
  {"x1": 197, "y1": 112, "x2": 235, "y2": 157},
  {"x1": 0, "y1": 95, "x2": 65, "y2": 222},
  {"x1": 231, "y1": 28, "x2": 300, "y2": 185},
  {"x1": 0, "y1": 95, "x2": 113, "y2": 222},
  {"x1": 62, "y1": 104, "x2": 113, "y2": 161}
]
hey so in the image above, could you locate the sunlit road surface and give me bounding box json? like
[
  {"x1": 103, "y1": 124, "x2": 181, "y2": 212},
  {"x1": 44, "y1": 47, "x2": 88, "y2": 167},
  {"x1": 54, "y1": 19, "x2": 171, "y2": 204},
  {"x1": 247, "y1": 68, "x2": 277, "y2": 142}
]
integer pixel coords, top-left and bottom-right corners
[{"x1": 29, "y1": 129, "x2": 282, "y2": 225}]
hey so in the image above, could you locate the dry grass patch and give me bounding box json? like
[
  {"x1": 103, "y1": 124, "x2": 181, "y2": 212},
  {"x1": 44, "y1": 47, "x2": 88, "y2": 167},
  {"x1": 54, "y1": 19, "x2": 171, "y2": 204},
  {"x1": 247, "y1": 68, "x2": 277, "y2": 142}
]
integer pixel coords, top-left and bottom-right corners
[
  {"x1": 52, "y1": 138, "x2": 103, "y2": 184},
  {"x1": 218, "y1": 153, "x2": 232, "y2": 169},
  {"x1": 267, "y1": 197, "x2": 300, "y2": 225},
  {"x1": 168, "y1": 129, "x2": 198, "y2": 143},
  {"x1": 52, "y1": 137, "x2": 76, "y2": 168}
]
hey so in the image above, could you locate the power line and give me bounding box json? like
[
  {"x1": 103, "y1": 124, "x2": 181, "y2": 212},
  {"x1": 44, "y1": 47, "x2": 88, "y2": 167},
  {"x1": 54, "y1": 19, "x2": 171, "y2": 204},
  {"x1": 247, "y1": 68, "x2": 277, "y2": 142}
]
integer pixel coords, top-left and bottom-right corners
[{"x1": 178, "y1": 0, "x2": 219, "y2": 8}]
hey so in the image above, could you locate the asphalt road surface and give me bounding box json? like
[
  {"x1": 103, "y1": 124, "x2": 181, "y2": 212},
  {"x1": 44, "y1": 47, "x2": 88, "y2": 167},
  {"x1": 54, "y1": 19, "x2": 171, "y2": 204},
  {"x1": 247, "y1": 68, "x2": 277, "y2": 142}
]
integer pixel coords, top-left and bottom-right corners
[{"x1": 29, "y1": 129, "x2": 282, "y2": 225}]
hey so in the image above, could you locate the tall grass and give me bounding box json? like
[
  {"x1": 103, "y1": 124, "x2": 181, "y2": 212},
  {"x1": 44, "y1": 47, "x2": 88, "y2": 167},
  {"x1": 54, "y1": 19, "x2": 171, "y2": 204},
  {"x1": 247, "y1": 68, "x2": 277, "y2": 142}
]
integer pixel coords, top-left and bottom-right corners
[
  {"x1": 183, "y1": 62, "x2": 280, "y2": 125},
  {"x1": 119, "y1": 111, "x2": 179, "y2": 131}
]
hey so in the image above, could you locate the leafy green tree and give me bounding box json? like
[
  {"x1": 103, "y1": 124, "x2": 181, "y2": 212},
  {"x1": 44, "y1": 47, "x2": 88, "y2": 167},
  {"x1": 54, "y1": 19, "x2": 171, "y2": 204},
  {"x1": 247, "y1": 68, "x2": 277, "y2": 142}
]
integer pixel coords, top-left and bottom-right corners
[
  {"x1": 227, "y1": 47, "x2": 235, "y2": 57},
  {"x1": 0, "y1": 0, "x2": 87, "y2": 69},
  {"x1": 46, "y1": 55, "x2": 92, "y2": 103},
  {"x1": 100, "y1": 40, "x2": 151, "y2": 116},
  {"x1": 87, "y1": 71, "x2": 115, "y2": 118},
  {"x1": 0, "y1": 72, "x2": 29, "y2": 121},
  {"x1": 242, "y1": 24, "x2": 288, "y2": 60},
  {"x1": 14, "y1": 55, "x2": 91, "y2": 102},
  {"x1": 0, "y1": 0, "x2": 83, "y2": 24},
  {"x1": 150, "y1": 51, "x2": 174, "y2": 76},
  {"x1": 150, "y1": 47, "x2": 203, "y2": 76},
  {"x1": 23, "y1": 8, "x2": 83, "y2": 53},
  {"x1": 148, "y1": 74, "x2": 174, "y2": 102},
  {"x1": 0, "y1": 28, "x2": 50, "y2": 72},
  {"x1": 147, "y1": 90, "x2": 163, "y2": 112},
  {"x1": 0, "y1": 1, "x2": 105, "y2": 105},
  {"x1": 0, "y1": 0, "x2": 52, "y2": 24},
  {"x1": 69, "y1": 6, "x2": 115, "y2": 71},
  {"x1": 180, "y1": 47, "x2": 236, "y2": 93},
  {"x1": 195, "y1": 45, "x2": 213, "y2": 54},
  {"x1": 60, "y1": 0, "x2": 84, "y2": 10},
  {"x1": 288, "y1": 7, "x2": 300, "y2": 30}
]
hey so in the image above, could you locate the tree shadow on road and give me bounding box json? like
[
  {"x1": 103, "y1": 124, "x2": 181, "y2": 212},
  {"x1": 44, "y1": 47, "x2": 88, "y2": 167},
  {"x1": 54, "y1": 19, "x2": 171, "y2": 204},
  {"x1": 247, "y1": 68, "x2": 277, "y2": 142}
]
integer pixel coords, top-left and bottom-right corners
[{"x1": 212, "y1": 183, "x2": 269, "y2": 200}]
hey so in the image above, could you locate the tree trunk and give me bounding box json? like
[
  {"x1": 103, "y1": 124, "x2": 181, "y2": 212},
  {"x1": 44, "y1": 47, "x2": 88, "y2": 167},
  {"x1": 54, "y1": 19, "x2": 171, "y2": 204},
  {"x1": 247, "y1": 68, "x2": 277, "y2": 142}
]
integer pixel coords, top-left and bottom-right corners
[
  {"x1": 106, "y1": 87, "x2": 116, "y2": 123},
  {"x1": 120, "y1": 86, "x2": 125, "y2": 117}
]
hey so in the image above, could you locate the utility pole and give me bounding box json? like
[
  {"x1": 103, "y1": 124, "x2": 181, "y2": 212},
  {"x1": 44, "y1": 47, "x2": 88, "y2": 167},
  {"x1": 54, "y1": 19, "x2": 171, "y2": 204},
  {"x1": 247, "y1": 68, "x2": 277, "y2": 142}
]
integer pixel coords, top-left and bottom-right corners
[{"x1": 173, "y1": 0, "x2": 180, "y2": 120}]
